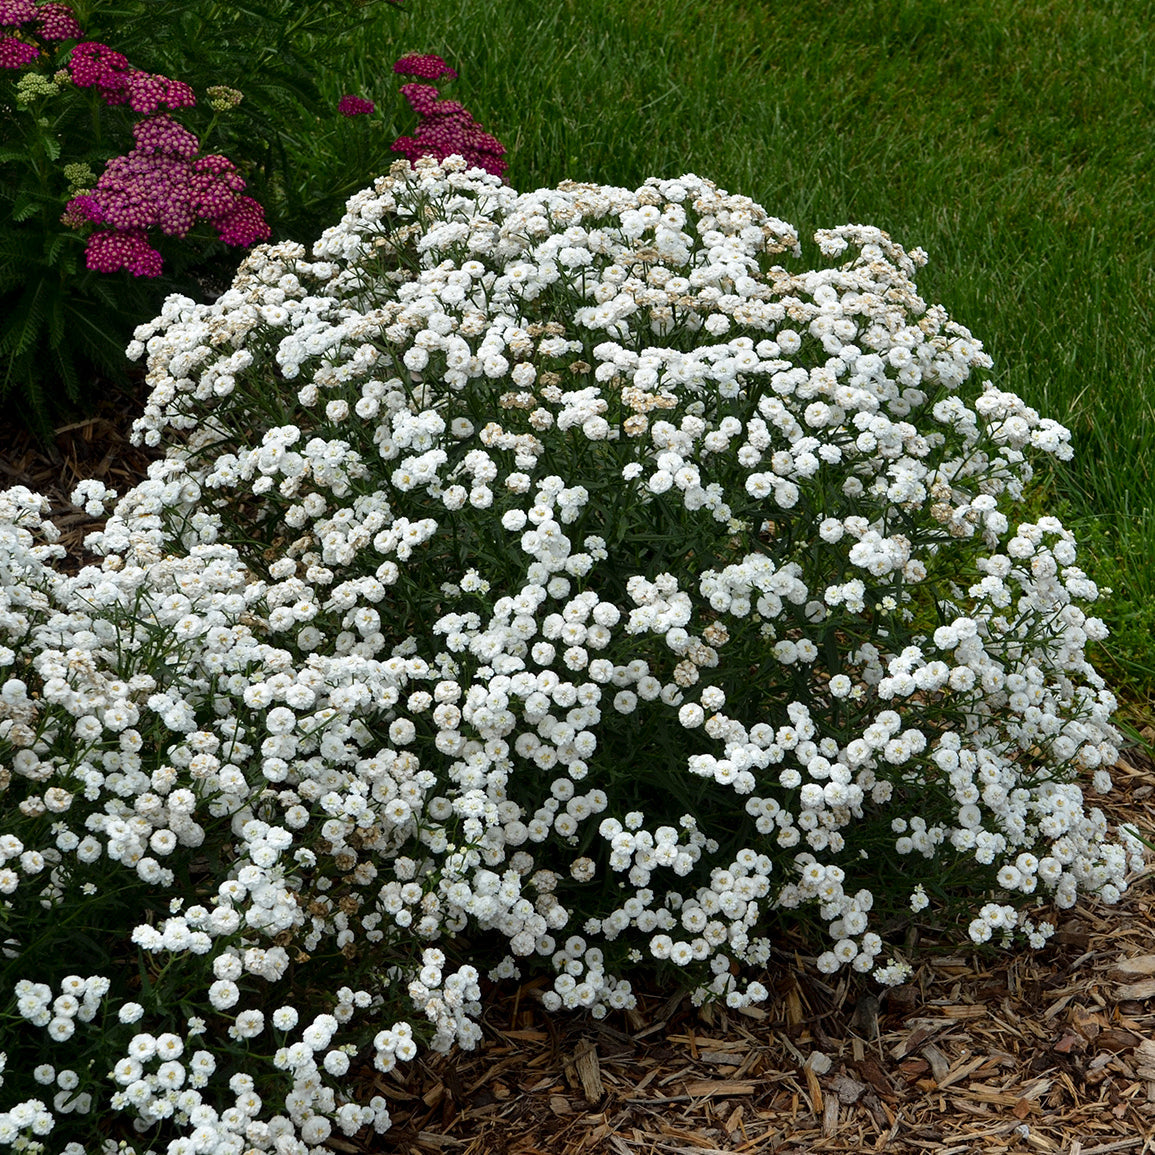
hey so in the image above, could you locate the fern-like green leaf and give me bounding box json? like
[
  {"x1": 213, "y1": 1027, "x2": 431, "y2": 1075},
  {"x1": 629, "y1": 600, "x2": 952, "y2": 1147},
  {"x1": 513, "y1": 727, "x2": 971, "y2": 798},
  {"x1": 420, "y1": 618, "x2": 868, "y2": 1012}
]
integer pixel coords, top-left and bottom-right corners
[
  {"x1": 48, "y1": 328, "x2": 82, "y2": 406},
  {"x1": 0, "y1": 280, "x2": 47, "y2": 359},
  {"x1": 10, "y1": 198, "x2": 41, "y2": 223}
]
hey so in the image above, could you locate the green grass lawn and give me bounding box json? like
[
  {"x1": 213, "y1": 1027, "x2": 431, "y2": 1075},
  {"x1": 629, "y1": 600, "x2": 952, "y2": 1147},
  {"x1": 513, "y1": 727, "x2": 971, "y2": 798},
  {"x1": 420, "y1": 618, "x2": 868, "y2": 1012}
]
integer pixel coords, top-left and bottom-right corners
[{"x1": 338, "y1": 0, "x2": 1155, "y2": 715}]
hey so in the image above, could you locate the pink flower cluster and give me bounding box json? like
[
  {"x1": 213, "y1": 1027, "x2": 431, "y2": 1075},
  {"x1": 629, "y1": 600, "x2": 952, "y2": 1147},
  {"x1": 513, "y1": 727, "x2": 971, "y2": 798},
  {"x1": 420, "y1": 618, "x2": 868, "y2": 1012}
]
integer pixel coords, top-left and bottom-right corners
[
  {"x1": 0, "y1": 0, "x2": 37, "y2": 23},
  {"x1": 6, "y1": 1, "x2": 502, "y2": 276},
  {"x1": 0, "y1": 34, "x2": 38, "y2": 66},
  {"x1": 393, "y1": 53, "x2": 457, "y2": 81},
  {"x1": 1, "y1": 0, "x2": 81, "y2": 65},
  {"x1": 84, "y1": 228, "x2": 163, "y2": 277},
  {"x1": 69, "y1": 40, "x2": 195, "y2": 111},
  {"x1": 33, "y1": 0, "x2": 77, "y2": 38},
  {"x1": 393, "y1": 82, "x2": 507, "y2": 179},
  {"x1": 65, "y1": 113, "x2": 270, "y2": 276},
  {"x1": 390, "y1": 56, "x2": 506, "y2": 179},
  {"x1": 0, "y1": 0, "x2": 80, "y2": 41},
  {"x1": 337, "y1": 93, "x2": 375, "y2": 117}
]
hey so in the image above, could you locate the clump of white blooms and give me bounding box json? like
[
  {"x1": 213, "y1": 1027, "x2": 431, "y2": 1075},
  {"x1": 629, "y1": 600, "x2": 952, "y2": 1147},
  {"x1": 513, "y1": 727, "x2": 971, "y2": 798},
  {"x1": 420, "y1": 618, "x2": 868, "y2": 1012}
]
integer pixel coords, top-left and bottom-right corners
[{"x1": 0, "y1": 156, "x2": 1143, "y2": 1152}]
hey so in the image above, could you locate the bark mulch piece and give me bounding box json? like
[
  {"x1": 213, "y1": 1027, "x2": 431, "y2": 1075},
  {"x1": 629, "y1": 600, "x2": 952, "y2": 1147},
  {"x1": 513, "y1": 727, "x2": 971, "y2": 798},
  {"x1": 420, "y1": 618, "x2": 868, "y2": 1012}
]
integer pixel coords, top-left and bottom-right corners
[{"x1": 4, "y1": 399, "x2": 1155, "y2": 1155}]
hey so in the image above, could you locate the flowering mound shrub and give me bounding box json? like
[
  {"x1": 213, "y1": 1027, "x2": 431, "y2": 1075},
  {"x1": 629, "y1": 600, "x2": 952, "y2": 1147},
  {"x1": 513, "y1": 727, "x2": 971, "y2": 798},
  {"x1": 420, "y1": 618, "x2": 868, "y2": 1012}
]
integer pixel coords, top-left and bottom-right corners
[{"x1": 0, "y1": 157, "x2": 1142, "y2": 1151}]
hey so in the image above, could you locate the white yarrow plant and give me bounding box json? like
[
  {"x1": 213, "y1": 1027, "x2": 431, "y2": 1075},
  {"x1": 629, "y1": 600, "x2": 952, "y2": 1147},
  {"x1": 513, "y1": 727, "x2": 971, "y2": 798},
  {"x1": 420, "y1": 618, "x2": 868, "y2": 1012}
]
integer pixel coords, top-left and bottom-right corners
[{"x1": 0, "y1": 156, "x2": 1142, "y2": 1152}]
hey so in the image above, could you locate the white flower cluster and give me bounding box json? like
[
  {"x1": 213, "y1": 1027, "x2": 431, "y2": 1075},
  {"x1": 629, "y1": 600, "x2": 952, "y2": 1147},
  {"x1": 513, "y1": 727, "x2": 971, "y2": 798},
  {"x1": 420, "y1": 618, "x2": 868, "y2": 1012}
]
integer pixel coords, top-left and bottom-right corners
[
  {"x1": 401, "y1": 948, "x2": 483, "y2": 1052},
  {"x1": 12, "y1": 976, "x2": 109, "y2": 1044},
  {"x1": 0, "y1": 157, "x2": 1141, "y2": 1152}
]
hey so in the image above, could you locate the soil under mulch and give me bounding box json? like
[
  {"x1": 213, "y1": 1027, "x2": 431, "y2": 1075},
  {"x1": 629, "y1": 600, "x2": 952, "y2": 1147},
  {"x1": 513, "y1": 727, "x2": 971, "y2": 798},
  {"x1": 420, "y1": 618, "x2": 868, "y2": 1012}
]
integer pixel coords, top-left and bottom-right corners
[{"x1": 3, "y1": 394, "x2": 1155, "y2": 1155}]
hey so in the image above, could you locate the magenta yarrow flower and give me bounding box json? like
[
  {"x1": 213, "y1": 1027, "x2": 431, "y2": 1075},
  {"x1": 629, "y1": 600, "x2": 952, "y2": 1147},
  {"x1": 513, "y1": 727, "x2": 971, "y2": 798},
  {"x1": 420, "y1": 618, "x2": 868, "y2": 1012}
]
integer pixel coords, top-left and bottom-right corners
[
  {"x1": 0, "y1": 33, "x2": 38, "y2": 66},
  {"x1": 34, "y1": 1, "x2": 81, "y2": 40},
  {"x1": 393, "y1": 83, "x2": 507, "y2": 178},
  {"x1": 0, "y1": 0, "x2": 37, "y2": 27},
  {"x1": 337, "y1": 94, "x2": 374, "y2": 117},
  {"x1": 85, "y1": 228, "x2": 163, "y2": 277},
  {"x1": 92, "y1": 154, "x2": 196, "y2": 234},
  {"x1": 67, "y1": 112, "x2": 270, "y2": 274},
  {"x1": 392, "y1": 53, "x2": 457, "y2": 81},
  {"x1": 125, "y1": 70, "x2": 196, "y2": 114},
  {"x1": 193, "y1": 153, "x2": 246, "y2": 184},
  {"x1": 67, "y1": 41, "x2": 192, "y2": 111},
  {"x1": 132, "y1": 112, "x2": 199, "y2": 158},
  {"x1": 212, "y1": 196, "x2": 269, "y2": 246},
  {"x1": 62, "y1": 192, "x2": 102, "y2": 224},
  {"x1": 398, "y1": 82, "x2": 438, "y2": 116},
  {"x1": 68, "y1": 40, "x2": 130, "y2": 94},
  {"x1": 5, "y1": 2, "x2": 269, "y2": 272},
  {"x1": 59, "y1": 197, "x2": 92, "y2": 228},
  {"x1": 191, "y1": 155, "x2": 248, "y2": 220}
]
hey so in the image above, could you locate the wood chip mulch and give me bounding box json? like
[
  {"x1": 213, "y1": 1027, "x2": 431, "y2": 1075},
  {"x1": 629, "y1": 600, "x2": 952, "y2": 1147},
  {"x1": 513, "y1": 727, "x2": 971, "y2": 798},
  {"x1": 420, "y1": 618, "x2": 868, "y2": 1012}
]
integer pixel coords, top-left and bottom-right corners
[{"x1": 3, "y1": 399, "x2": 1155, "y2": 1155}]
